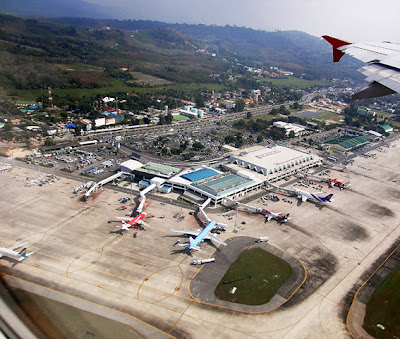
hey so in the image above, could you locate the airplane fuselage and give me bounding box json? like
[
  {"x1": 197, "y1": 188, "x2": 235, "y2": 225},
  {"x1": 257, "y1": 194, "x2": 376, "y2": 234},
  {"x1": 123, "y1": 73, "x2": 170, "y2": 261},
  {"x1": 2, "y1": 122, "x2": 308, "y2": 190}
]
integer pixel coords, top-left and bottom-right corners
[
  {"x1": 127, "y1": 212, "x2": 146, "y2": 226},
  {"x1": 190, "y1": 221, "x2": 216, "y2": 249}
]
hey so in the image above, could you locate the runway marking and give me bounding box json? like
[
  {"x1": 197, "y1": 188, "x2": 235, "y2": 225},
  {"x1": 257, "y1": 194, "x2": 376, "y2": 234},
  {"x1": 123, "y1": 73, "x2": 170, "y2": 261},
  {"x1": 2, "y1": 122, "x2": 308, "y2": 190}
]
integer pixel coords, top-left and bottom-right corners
[
  {"x1": 168, "y1": 300, "x2": 193, "y2": 334},
  {"x1": 1, "y1": 273, "x2": 176, "y2": 339},
  {"x1": 9, "y1": 199, "x2": 102, "y2": 247},
  {"x1": 65, "y1": 234, "x2": 122, "y2": 277},
  {"x1": 136, "y1": 256, "x2": 188, "y2": 304}
]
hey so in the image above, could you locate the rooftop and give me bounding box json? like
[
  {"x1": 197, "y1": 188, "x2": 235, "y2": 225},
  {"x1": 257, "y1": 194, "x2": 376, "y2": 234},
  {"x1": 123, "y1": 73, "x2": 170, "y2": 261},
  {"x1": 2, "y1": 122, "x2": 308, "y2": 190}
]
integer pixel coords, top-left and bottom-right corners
[{"x1": 325, "y1": 135, "x2": 369, "y2": 150}]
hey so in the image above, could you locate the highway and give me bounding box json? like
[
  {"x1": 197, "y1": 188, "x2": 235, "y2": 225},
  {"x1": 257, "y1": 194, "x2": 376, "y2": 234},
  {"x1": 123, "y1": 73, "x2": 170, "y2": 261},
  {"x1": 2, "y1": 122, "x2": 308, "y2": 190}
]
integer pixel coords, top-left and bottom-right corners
[{"x1": 83, "y1": 103, "x2": 291, "y2": 139}]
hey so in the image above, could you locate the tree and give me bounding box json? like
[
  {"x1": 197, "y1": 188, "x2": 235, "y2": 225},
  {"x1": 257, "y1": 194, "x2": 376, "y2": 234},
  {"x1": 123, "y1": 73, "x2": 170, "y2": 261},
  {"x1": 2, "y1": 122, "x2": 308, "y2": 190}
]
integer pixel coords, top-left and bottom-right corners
[
  {"x1": 195, "y1": 96, "x2": 204, "y2": 108},
  {"x1": 256, "y1": 134, "x2": 263, "y2": 143},
  {"x1": 246, "y1": 111, "x2": 252, "y2": 119},
  {"x1": 289, "y1": 130, "x2": 295, "y2": 138},
  {"x1": 192, "y1": 141, "x2": 205, "y2": 151},
  {"x1": 235, "y1": 99, "x2": 245, "y2": 112},
  {"x1": 44, "y1": 138, "x2": 56, "y2": 146},
  {"x1": 165, "y1": 113, "x2": 173, "y2": 124}
]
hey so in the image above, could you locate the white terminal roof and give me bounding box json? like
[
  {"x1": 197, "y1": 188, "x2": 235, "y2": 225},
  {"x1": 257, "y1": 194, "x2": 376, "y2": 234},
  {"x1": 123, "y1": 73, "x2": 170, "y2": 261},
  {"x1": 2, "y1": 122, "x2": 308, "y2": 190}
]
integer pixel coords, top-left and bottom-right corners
[
  {"x1": 228, "y1": 145, "x2": 319, "y2": 175},
  {"x1": 120, "y1": 159, "x2": 143, "y2": 173}
]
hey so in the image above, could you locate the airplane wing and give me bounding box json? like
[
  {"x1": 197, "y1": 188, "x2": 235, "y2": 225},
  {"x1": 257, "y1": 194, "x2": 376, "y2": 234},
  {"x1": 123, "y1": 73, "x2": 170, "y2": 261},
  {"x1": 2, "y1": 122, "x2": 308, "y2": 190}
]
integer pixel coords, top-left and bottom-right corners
[
  {"x1": 9, "y1": 242, "x2": 28, "y2": 251},
  {"x1": 0, "y1": 254, "x2": 3, "y2": 259},
  {"x1": 205, "y1": 233, "x2": 227, "y2": 246},
  {"x1": 301, "y1": 195, "x2": 308, "y2": 202},
  {"x1": 170, "y1": 228, "x2": 201, "y2": 237},
  {"x1": 116, "y1": 217, "x2": 132, "y2": 221},
  {"x1": 323, "y1": 35, "x2": 400, "y2": 99},
  {"x1": 267, "y1": 215, "x2": 273, "y2": 221},
  {"x1": 137, "y1": 220, "x2": 150, "y2": 227}
]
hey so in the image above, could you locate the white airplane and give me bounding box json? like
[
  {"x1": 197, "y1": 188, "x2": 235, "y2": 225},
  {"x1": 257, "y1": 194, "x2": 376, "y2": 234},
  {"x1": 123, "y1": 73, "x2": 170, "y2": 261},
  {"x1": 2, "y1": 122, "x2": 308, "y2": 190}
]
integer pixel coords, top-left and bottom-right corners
[
  {"x1": 262, "y1": 209, "x2": 290, "y2": 222},
  {"x1": 0, "y1": 242, "x2": 34, "y2": 262},
  {"x1": 293, "y1": 188, "x2": 333, "y2": 203},
  {"x1": 170, "y1": 221, "x2": 227, "y2": 251},
  {"x1": 323, "y1": 36, "x2": 400, "y2": 99}
]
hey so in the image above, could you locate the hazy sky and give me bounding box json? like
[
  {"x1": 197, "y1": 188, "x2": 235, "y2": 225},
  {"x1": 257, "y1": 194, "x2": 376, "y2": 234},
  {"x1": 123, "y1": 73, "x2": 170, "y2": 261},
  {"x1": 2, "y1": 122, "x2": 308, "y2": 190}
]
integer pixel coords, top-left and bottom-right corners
[{"x1": 86, "y1": 0, "x2": 399, "y2": 42}]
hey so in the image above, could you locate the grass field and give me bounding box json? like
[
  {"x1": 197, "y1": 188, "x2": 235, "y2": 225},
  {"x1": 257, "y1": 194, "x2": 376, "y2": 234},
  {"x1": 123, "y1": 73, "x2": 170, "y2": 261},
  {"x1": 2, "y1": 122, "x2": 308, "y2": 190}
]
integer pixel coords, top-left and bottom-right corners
[
  {"x1": 173, "y1": 114, "x2": 189, "y2": 121},
  {"x1": 311, "y1": 112, "x2": 344, "y2": 124},
  {"x1": 261, "y1": 77, "x2": 332, "y2": 89},
  {"x1": 129, "y1": 71, "x2": 172, "y2": 85},
  {"x1": 6, "y1": 80, "x2": 229, "y2": 101},
  {"x1": 9, "y1": 287, "x2": 143, "y2": 338},
  {"x1": 363, "y1": 263, "x2": 400, "y2": 338},
  {"x1": 214, "y1": 248, "x2": 292, "y2": 305}
]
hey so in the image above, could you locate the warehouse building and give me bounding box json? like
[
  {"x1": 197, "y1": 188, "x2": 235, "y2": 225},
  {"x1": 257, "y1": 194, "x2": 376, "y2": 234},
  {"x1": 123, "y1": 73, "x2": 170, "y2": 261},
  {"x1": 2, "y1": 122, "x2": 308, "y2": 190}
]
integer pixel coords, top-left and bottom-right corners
[{"x1": 323, "y1": 135, "x2": 369, "y2": 154}]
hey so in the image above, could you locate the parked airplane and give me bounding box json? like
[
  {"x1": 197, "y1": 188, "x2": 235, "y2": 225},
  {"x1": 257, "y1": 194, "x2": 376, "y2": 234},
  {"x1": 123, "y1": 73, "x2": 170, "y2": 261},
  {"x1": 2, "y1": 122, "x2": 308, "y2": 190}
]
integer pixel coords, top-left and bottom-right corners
[
  {"x1": 262, "y1": 209, "x2": 290, "y2": 222},
  {"x1": 327, "y1": 178, "x2": 350, "y2": 190},
  {"x1": 116, "y1": 212, "x2": 149, "y2": 231},
  {"x1": 0, "y1": 242, "x2": 33, "y2": 262},
  {"x1": 293, "y1": 188, "x2": 333, "y2": 203},
  {"x1": 323, "y1": 35, "x2": 400, "y2": 99},
  {"x1": 170, "y1": 221, "x2": 227, "y2": 251}
]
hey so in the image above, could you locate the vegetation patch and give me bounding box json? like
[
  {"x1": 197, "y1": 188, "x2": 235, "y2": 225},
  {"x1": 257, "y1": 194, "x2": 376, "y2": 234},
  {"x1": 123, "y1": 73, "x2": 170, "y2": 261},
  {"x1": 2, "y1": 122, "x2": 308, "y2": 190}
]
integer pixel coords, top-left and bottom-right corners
[
  {"x1": 363, "y1": 263, "x2": 400, "y2": 338},
  {"x1": 215, "y1": 248, "x2": 292, "y2": 305}
]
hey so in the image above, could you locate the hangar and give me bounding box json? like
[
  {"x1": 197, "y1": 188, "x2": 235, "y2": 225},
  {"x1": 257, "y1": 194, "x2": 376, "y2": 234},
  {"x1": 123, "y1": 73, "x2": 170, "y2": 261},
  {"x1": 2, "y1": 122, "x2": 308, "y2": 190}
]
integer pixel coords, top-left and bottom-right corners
[{"x1": 226, "y1": 145, "x2": 322, "y2": 181}]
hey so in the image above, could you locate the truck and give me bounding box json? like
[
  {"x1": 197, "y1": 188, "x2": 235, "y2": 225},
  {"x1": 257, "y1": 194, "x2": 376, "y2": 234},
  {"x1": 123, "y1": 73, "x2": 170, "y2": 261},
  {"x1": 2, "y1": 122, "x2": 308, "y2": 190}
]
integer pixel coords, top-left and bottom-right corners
[
  {"x1": 255, "y1": 237, "x2": 269, "y2": 243},
  {"x1": 191, "y1": 258, "x2": 215, "y2": 265}
]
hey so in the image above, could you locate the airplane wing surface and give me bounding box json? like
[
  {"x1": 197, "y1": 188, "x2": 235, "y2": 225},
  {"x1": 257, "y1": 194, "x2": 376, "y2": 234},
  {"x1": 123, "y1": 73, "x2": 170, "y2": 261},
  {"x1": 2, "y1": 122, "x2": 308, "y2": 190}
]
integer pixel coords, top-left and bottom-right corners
[
  {"x1": 170, "y1": 228, "x2": 201, "y2": 237},
  {"x1": 205, "y1": 233, "x2": 227, "y2": 246},
  {"x1": 323, "y1": 36, "x2": 400, "y2": 99},
  {"x1": 137, "y1": 220, "x2": 150, "y2": 227},
  {"x1": 267, "y1": 215, "x2": 273, "y2": 221},
  {"x1": 0, "y1": 254, "x2": 3, "y2": 259},
  {"x1": 301, "y1": 195, "x2": 308, "y2": 202},
  {"x1": 9, "y1": 242, "x2": 28, "y2": 251}
]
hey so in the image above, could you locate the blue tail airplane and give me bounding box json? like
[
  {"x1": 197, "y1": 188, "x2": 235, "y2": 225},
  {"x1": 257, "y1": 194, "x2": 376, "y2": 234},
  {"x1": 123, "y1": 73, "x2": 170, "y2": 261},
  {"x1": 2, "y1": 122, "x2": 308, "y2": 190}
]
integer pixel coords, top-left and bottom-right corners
[{"x1": 170, "y1": 221, "x2": 227, "y2": 251}]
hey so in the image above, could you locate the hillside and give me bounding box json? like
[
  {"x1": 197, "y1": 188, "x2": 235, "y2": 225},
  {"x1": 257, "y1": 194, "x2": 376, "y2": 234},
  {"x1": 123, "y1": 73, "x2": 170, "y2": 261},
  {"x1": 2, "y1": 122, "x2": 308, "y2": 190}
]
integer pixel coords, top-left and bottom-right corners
[{"x1": 52, "y1": 17, "x2": 363, "y2": 80}]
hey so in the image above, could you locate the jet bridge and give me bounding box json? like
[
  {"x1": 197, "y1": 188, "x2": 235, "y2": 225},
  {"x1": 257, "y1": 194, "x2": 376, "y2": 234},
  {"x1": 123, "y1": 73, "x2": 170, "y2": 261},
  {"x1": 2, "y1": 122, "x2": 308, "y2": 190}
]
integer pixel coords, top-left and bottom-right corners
[
  {"x1": 136, "y1": 177, "x2": 165, "y2": 213},
  {"x1": 197, "y1": 198, "x2": 227, "y2": 229},
  {"x1": 85, "y1": 172, "x2": 124, "y2": 199}
]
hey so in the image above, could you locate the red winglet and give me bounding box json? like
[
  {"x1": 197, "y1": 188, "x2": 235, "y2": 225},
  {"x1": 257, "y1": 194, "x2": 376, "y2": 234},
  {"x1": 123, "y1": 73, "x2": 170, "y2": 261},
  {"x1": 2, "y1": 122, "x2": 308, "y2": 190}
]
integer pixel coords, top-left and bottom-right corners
[{"x1": 322, "y1": 35, "x2": 352, "y2": 62}]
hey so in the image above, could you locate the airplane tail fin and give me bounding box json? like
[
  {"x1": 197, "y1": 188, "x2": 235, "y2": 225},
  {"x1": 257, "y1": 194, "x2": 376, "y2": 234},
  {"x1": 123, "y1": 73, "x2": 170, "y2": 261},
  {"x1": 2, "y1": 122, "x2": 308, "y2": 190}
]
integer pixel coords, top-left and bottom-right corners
[
  {"x1": 322, "y1": 35, "x2": 352, "y2": 62},
  {"x1": 18, "y1": 248, "x2": 33, "y2": 261},
  {"x1": 322, "y1": 193, "x2": 334, "y2": 202},
  {"x1": 117, "y1": 222, "x2": 129, "y2": 231}
]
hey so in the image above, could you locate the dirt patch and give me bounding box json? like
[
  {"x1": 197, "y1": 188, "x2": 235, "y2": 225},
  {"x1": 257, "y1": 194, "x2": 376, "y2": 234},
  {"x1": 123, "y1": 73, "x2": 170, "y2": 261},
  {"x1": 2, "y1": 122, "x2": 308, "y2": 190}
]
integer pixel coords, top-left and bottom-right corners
[
  {"x1": 385, "y1": 187, "x2": 400, "y2": 201},
  {"x1": 364, "y1": 202, "x2": 394, "y2": 218},
  {"x1": 340, "y1": 221, "x2": 369, "y2": 241},
  {"x1": 281, "y1": 247, "x2": 338, "y2": 308}
]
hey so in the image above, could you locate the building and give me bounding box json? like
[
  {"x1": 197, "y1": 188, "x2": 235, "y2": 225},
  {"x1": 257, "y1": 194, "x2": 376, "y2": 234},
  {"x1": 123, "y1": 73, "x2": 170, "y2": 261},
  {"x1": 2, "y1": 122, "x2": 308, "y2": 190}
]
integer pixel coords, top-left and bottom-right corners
[
  {"x1": 379, "y1": 124, "x2": 393, "y2": 133},
  {"x1": 272, "y1": 121, "x2": 307, "y2": 136},
  {"x1": 323, "y1": 135, "x2": 369, "y2": 153},
  {"x1": 226, "y1": 145, "x2": 322, "y2": 182},
  {"x1": 168, "y1": 166, "x2": 264, "y2": 205},
  {"x1": 364, "y1": 130, "x2": 382, "y2": 141}
]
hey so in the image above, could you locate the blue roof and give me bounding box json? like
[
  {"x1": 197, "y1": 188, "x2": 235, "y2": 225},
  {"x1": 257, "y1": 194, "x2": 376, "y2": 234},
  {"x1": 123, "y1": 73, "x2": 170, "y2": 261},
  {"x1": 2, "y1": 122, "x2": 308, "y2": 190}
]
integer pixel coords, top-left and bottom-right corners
[
  {"x1": 181, "y1": 168, "x2": 218, "y2": 182},
  {"x1": 102, "y1": 112, "x2": 119, "y2": 118},
  {"x1": 65, "y1": 124, "x2": 77, "y2": 128}
]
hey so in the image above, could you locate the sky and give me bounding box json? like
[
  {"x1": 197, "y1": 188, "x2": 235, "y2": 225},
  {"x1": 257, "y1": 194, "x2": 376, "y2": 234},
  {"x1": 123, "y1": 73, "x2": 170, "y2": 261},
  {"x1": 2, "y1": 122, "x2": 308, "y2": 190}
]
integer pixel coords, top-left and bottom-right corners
[{"x1": 86, "y1": 0, "x2": 400, "y2": 42}]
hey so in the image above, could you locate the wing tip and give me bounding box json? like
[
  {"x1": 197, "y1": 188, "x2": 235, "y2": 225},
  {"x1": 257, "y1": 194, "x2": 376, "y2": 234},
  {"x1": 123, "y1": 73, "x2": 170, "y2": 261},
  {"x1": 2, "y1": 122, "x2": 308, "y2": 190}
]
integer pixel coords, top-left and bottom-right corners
[{"x1": 322, "y1": 35, "x2": 352, "y2": 62}]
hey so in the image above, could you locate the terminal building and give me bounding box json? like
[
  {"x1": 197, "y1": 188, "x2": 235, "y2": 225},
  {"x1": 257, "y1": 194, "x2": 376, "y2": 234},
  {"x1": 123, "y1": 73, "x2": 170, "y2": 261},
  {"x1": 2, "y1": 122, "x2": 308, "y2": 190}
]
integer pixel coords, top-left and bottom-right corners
[
  {"x1": 117, "y1": 145, "x2": 323, "y2": 206},
  {"x1": 168, "y1": 166, "x2": 264, "y2": 205},
  {"x1": 226, "y1": 145, "x2": 322, "y2": 182}
]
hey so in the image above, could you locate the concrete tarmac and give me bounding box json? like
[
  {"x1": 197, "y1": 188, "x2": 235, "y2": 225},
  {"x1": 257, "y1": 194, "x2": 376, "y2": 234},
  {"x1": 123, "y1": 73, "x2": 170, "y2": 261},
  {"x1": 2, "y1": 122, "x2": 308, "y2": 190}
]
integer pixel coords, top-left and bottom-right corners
[{"x1": 0, "y1": 139, "x2": 400, "y2": 338}]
